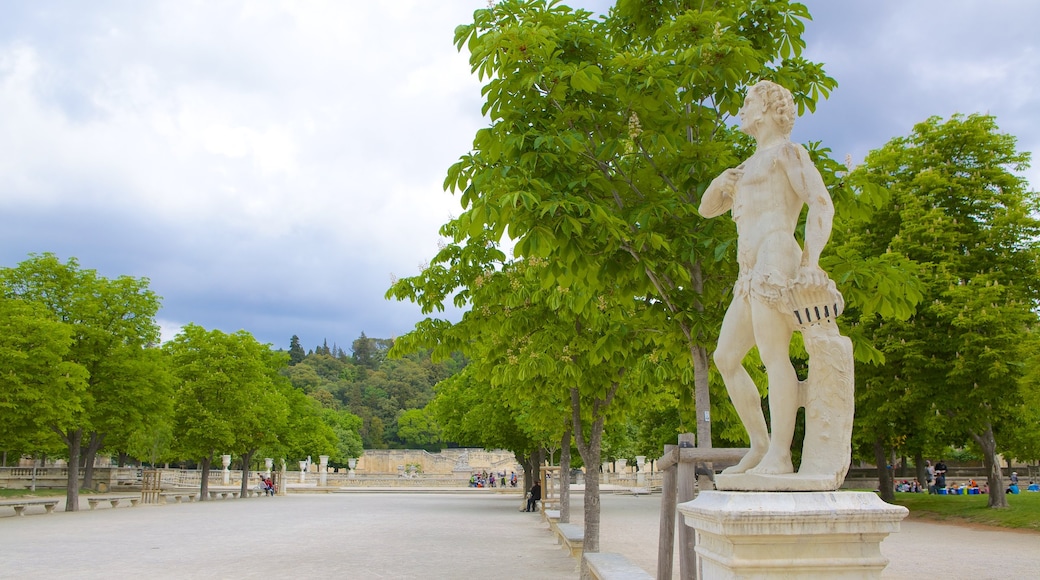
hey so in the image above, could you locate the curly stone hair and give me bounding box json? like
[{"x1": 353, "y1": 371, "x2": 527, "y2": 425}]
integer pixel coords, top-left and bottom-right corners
[{"x1": 749, "y1": 80, "x2": 796, "y2": 135}]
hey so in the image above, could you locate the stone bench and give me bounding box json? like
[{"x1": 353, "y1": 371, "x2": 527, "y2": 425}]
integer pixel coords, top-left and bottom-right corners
[
  {"x1": 208, "y1": 490, "x2": 240, "y2": 499},
  {"x1": 553, "y1": 522, "x2": 584, "y2": 558},
  {"x1": 85, "y1": 495, "x2": 140, "y2": 510},
  {"x1": 0, "y1": 498, "x2": 60, "y2": 516},
  {"x1": 616, "y1": 487, "x2": 650, "y2": 496},
  {"x1": 543, "y1": 509, "x2": 561, "y2": 525},
  {"x1": 160, "y1": 491, "x2": 198, "y2": 504},
  {"x1": 583, "y1": 553, "x2": 653, "y2": 580}
]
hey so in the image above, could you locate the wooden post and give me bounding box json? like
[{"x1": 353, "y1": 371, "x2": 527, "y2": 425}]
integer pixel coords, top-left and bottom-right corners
[
  {"x1": 656, "y1": 444, "x2": 678, "y2": 580},
  {"x1": 677, "y1": 433, "x2": 697, "y2": 580}
]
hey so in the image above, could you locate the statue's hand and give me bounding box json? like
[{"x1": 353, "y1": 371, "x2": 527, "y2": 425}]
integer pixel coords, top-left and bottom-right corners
[
  {"x1": 716, "y1": 167, "x2": 743, "y2": 196},
  {"x1": 795, "y1": 266, "x2": 829, "y2": 288}
]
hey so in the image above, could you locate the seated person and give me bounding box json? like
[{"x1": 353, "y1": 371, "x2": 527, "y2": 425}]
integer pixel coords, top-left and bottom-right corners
[{"x1": 1027, "y1": 481, "x2": 1039, "y2": 492}]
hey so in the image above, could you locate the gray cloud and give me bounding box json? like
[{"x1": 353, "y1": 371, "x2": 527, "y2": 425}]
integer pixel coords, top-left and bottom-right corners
[{"x1": 1, "y1": 1, "x2": 1037, "y2": 352}]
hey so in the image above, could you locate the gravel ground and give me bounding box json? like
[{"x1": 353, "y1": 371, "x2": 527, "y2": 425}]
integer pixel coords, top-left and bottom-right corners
[{"x1": 1, "y1": 491, "x2": 1037, "y2": 579}]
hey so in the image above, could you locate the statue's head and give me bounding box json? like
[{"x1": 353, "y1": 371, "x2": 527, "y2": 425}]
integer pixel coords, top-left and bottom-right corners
[{"x1": 742, "y1": 80, "x2": 796, "y2": 137}]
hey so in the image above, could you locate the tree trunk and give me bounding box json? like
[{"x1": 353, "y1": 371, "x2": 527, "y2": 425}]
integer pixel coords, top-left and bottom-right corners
[
  {"x1": 519, "y1": 449, "x2": 544, "y2": 511},
  {"x1": 874, "y1": 437, "x2": 894, "y2": 503},
  {"x1": 689, "y1": 261, "x2": 713, "y2": 451},
  {"x1": 81, "y1": 432, "x2": 104, "y2": 490},
  {"x1": 559, "y1": 425, "x2": 572, "y2": 524},
  {"x1": 914, "y1": 451, "x2": 926, "y2": 490},
  {"x1": 199, "y1": 453, "x2": 213, "y2": 501},
  {"x1": 572, "y1": 384, "x2": 619, "y2": 580},
  {"x1": 970, "y1": 423, "x2": 1008, "y2": 508},
  {"x1": 57, "y1": 428, "x2": 83, "y2": 512},
  {"x1": 240, "y1": 450, "x2": 256, "y2": 497}
]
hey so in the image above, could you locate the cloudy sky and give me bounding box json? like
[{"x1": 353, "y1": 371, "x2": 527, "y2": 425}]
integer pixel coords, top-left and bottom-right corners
[{"x1": 1, "y1": 1, "x2": 1037, "y2": 353}]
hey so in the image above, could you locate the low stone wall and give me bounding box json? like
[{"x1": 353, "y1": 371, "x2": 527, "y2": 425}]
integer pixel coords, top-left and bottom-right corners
[
  {"x1": 355, "y1": 448, "x2": 521, "y2": 476},
  {"x1": 0, "y1": 467, "x2": 140, "y2": 491}
]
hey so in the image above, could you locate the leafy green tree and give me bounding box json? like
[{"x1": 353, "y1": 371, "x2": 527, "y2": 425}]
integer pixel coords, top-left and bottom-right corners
[
  {"x1": 288, "y1": 334, "x2": 306, "y2": 366},
  {"x1": 351, "y1": 332, "x2": 392, "y2": 370},
  {"x1": 396, "y1": 408, "x2": 443, "y2": 451},
  {"x1": 426, "y1": 367, "x2": 553, "y2": 493},
  {"x1": 1, "y1": 253, "x2": 162, "y2": 510},
  {"x1": 0, "y1": 297, "x2": 88, "y2": 461},
  {"x1": 1004, "y1": 332, "x2": 1040, "y2": 466},
  {"x1": 390, "y1": 0, "x2": 849, "y2": 559},
  {"x1": 276, "y1": 387, "x2": 338, "y2": 464},
  {"x1": 848, "y1": 114, "x2": 1040, "y2": 508},
  {"x1": 321, "y1": 408, "x2": 364, "y2": 463},
  {"x1": 166, "y1": 325, "x2": 288, "y2": 499}
]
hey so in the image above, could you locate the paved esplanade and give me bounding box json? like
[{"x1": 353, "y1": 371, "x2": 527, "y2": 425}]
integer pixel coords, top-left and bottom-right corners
[
  {"x1": 2, "y1": 492, "x2": 1040, "y2": 578},
  {"x1": 0, "y1": 493, "x2": 577, "y2": 579}
]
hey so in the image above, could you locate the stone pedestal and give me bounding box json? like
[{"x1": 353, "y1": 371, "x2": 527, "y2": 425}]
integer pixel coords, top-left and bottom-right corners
[
  {"x1": 221, "y1": 454, "x2": 232, "y2": 485},
  {"x1": 348, "y1": 457, "x2": 357, "y2": 478},
  {"x1": 679, "y1": 491, "x2": 907, "y2": 579},
  {"x1": 299, "y1": 461, "x2": 308, "y2": 483},
  {"x1": 264, "y1": 458, "x2": 273, "y2": 478},
  {"x1": 319, "y1": 455, "x2": 329, "y2": 486}
]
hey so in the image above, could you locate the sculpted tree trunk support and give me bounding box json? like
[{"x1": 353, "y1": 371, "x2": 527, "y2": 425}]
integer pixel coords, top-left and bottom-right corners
[{"x1": 700, "y1": 81, "x2": 854, "y2": 492}]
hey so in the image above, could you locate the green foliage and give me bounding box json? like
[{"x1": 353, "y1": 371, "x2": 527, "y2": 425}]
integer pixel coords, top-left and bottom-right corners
[
  {"x1": 281, "y1": 333, "x2": 459, "y2": 449},
  {"x1": 321, "y1": 408, "x2": 364, "y2": 462},
  {"x1": 395, "y1": 408, "x2": 443, "y2": 451},
  {"x1": 0, "y1": 296, "x2": 87, "y2": 455},
  {"x1": 844, "y1": 114, "x2": 1040, "y2": 502},
  {"x1": 288, "y1": 334, "x2": 306, "y2": 366},
  {"x1": 1, "y1": 253, "x2": 164, "y2": 506},
  {"x1": 166, "y1": 325, "x2": 288, "y2": 462},
  {"x1": 390, "y1": 0, "x2": 905, "y2": 482},
  {"x1": 0, "y1": 253, "x2": 164, "y2": 459}
]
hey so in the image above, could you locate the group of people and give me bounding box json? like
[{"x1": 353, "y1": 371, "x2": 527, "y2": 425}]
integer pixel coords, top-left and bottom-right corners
[
  {"x1": 895, "y1": 480, "x2": 924, "y2": 493},
  {"x1": 924, "y1": 461, "x2": 1039, "y2": 495},
  {"x1": 468, "y1": 470, "x2": 518, "y2": 488},
  {"x1": 258, "y1": 475, "x2": 276, "y2": 496}
]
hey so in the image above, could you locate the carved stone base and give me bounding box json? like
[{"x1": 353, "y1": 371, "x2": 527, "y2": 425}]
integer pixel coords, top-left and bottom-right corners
[
  {"x1": 714, "y1": 471, "x2": 842, "y2": 492},
  {"x1": 679, "y1": 491, "x2": 907, "y2": 579}
]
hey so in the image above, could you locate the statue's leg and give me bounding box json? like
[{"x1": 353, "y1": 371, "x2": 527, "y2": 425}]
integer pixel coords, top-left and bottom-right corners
[
  {"x1": 714, "y1": 298, "x2": 767, "y2": 474},
  {"x1": 746, "y1": 302, "x2": 796, "y2": 475}
]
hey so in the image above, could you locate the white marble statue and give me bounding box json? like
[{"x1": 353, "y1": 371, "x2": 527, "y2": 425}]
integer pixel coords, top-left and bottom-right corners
[{"x1": 699, "y1": 80, "x2": 854, "y2": 491}]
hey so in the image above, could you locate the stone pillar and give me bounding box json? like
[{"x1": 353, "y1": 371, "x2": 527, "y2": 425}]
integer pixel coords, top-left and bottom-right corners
[
  {"x1": 299, "y1": 461, "x2": 308, "y2": 483},
  {"x1": 264, "y1": 458, "x2": 273, "y2": 478},
  {"x1": 636, "y1": 455, "x2": 646, "y2": 487},
  {"x1": 279, "y1": 459, "x2": 287, "y2": 496},
  {"x1": 679, "y1": 491, "x2": 908, "y2": 579},
  {"x1": 221, "y1": 454, "x2": 231, "y2": 485},
  {"x1": 348, "y1": 457, "x2": 357, "y2": 478},
  {"x1": 319, "y1": 455, "x2": 329, "y2": 486}
]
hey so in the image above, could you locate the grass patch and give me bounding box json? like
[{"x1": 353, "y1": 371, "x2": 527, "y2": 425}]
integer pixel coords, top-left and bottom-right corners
[
  {"x1": 0, "y1": 488, "x2": 67, "y2": 499},
  {"x1": 891, "y1": 492, "x2": 1040, "y2": 532}
]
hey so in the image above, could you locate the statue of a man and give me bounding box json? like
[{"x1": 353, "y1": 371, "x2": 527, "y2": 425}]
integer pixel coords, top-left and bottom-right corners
[{"x1": 700, "y1": 81, "x2": 853, "y2": 490}]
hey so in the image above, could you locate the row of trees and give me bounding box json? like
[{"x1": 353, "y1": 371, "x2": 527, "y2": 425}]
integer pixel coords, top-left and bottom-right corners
[
  {"x1": 0, "y1": 253, "x2": 362, "y2": 510},
  {"x1": 387, "y1": 0, "x2": 1040, "y2": 564}
]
